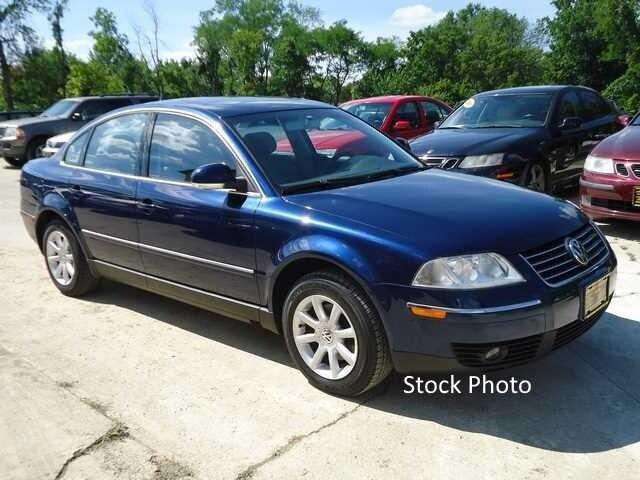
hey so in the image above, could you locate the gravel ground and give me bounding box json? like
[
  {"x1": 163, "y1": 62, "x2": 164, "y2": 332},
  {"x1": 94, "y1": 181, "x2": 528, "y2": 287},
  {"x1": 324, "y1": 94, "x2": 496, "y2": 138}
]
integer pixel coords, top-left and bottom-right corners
[{"x1": 0, "y1": 164, "x2": 638, "y2": 479}]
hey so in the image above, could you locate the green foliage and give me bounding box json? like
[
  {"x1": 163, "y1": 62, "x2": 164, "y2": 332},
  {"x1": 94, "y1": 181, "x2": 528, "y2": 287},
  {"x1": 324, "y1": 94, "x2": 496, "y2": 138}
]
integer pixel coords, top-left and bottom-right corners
[{"x1": 13, "y1": 48, "x2": 68, "y2": 109}]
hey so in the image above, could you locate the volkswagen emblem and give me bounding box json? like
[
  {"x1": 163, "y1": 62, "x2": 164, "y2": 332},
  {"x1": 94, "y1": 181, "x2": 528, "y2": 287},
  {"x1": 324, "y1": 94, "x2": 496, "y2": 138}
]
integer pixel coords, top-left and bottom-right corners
[{"x1": 566, "y1": 237, "x2": 589, "y2": 266}]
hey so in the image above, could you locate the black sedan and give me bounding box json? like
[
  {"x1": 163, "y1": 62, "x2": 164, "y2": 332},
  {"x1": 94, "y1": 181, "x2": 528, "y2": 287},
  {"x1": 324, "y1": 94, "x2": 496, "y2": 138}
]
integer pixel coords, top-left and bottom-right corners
[{"x1": 409, "y1": 85, "x2": 629, "y2": 192}]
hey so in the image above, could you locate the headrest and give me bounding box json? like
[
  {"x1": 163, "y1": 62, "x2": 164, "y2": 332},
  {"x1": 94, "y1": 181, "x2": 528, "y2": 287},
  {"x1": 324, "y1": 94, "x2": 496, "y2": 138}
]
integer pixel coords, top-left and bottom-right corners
[{"x1": 243, "y1": 132, "x2": 277, "y2": 158}]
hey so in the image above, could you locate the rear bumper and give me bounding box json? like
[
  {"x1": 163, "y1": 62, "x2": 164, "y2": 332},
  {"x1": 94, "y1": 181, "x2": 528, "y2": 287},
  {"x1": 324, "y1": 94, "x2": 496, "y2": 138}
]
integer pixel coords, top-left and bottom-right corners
[
  {"x1": 375, "y1": 253, "x2": 616, "y2": 373},
  {"x1": 580, "y1": 172, "x2": 640, "y2": 221}
]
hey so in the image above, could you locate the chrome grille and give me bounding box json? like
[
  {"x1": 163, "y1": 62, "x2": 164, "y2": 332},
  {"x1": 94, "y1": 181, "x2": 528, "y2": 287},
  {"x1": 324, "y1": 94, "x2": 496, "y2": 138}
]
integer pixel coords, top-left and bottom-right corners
[
  {"x1": 419, "y1": 156, "x2": 460, "y2": 169},
  {"x1": 521, "y1": 224, "x2": 608, "y2": 286},
  {"x1": 615, "y1": 163, "x2": 629, "y2": 176},
  {"x1": 631, "y1": 164, "x2": 640, "y2": 178},
  {"x1": 0, "y1": 127, "x2": 6, "y2": 138}
]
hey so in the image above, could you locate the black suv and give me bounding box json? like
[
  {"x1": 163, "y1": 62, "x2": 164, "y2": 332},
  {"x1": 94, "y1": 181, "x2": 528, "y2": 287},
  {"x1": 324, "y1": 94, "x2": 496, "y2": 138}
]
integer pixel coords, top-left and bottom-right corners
[
  {"x1": 409, "y1": 86, "x2": 627, "y2": 192},
  {"x1": 0, "y1": 94, "x2": 157, "y2": 167}
]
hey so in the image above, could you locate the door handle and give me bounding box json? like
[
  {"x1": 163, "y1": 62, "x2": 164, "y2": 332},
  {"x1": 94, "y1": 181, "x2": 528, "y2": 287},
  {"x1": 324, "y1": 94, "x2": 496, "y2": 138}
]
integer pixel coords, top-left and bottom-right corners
[{"x1": 137, "y1": 198, "x2": 155, "y2": 213}]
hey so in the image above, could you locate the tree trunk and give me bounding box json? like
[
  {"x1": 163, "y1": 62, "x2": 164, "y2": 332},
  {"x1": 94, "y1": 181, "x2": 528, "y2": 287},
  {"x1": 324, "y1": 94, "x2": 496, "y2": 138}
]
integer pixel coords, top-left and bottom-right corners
[{"x1": 0, "y1": 40, "x2": 14, "y2": 111}]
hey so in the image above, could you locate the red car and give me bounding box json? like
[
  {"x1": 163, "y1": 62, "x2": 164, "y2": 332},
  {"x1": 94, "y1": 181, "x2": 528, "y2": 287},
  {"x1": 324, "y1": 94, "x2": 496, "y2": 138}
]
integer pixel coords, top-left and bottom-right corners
[
  {"x1": 580, "y1": 118, "x2": 640, "y2": 221},
  {"x1": 340, "y1": 95, "x2": 452, "y2": 140}
]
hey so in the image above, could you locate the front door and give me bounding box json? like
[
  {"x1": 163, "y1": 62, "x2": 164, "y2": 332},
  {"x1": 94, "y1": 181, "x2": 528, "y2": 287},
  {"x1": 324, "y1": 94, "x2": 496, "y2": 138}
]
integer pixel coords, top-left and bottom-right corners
[
  {"x1": 390, "y1": 101, "x2": 424, "y2": 139},
  {"x1": 136, "y1": 113, "x2": 260, "y2": 304},
  {"x1": 67, "y1": 112, "x2": 149, "y2": 271},
  {"x1": 547, "y1": 90, "x2": 586, "y2": 186}
]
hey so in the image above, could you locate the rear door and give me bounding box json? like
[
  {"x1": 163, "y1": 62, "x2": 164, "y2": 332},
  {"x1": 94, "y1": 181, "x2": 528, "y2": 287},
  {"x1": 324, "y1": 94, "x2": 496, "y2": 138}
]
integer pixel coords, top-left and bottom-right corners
[
  {"x1": 547, "y1": 89, "x2": 586, "y2": 185},
  {"x1": 419, "y1": 100, "x2": 448, "y2": 134},
  {"x1": 136, "y1": 113, "x2": 260, "y2": 304},
  {"x1": 577, "y1": 89, "x2": 620, "y2": 156},
  {"x1": 67, "y1": 112, "x2": 149, "y2": 271},
  {"x1": 389, "y1": 101, "x2": 423, "y2": 139}
]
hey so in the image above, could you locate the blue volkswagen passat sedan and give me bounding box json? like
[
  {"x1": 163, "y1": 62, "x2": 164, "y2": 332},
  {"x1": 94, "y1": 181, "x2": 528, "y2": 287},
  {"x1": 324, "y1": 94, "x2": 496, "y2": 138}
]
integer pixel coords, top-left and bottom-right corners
[{"x1": 20, "y1": 98, "x2": 617, "y2": 396}]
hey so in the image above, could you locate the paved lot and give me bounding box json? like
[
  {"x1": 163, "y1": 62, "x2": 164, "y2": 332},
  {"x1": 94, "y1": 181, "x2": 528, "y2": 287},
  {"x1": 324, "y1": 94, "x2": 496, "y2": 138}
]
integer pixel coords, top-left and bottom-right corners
[{"x1": 1, "y1": 164, "x2": 639, "y2": 479}]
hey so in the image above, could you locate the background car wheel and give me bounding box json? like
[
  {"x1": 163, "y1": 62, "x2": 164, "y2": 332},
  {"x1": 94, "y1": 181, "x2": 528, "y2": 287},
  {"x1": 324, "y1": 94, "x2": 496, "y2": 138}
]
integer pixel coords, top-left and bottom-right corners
[
  {"x1": 523, "y1": 161, "x2": 548, "y2": 192},
  {"x1": 3, "y1": 157, "x2": 26, "y2": 168},
  {"x1": 43, "y1": 220, "x2": 99, "y2": 296},
  {"x1": 25, "y1": 138, "x2": 46, "y2": 162},
  {"x1": 282, "y1": 269, "x2": 392, "y2": 397}
]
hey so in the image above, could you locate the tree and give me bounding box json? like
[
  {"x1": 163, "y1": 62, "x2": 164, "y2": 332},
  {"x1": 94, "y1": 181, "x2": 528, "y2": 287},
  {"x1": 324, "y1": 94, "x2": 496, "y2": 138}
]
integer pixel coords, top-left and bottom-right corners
[
  {"x1": 313, "y1": 21, "x2": 363, "y2": 104},
  {"x1": 0, "y1": 0, "x2": 50, "y2": 110},
  {"x1": 402, "y1": 5, "x2": 544, "y2": 104},
  {"x1": 13, "y1": 47, "x2": 70, "y2": 108},
  {"x1": 353, "y1": 37, "x2": 403, "y2": 98},
  {"x1": 133, "y1": 0, "x2": 164, "y2": 97},
  {"x1": 48, "y1": 0, "x2": 68, "y2": 96}
]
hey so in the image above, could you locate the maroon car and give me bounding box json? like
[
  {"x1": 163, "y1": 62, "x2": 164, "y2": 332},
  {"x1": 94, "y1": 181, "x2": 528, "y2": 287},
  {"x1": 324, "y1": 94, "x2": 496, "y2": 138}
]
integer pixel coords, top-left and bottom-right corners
[
  {"x1": 580, "y1": 117, "x2": 640, "y2": 221},
  {"x1": 340, "y1": 95, "x2": 452, "y2": 140}
]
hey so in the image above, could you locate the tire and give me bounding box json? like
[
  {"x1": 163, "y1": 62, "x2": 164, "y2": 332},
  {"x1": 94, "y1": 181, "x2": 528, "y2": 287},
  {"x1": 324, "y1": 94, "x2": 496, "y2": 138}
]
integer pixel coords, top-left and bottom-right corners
[
  {"x1": 3, "y1": 157, "x2": 25, "y2": 168},
  {"x1": 42, "y1": 220, "x2": 100, "y2": 296},
  {"x1": 25, "y1": 138, "x2": 46, "y2": 162},
  {"x1": 522, "y1": 161, "x2": 548, "y2": 193},
  {"x1": 282, "y1": 269, "x2": 392, "y2": 397}
]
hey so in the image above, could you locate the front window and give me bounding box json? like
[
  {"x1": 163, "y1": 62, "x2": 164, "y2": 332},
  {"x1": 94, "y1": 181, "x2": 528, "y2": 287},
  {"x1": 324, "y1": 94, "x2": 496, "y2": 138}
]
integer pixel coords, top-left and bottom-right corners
[
  {"x1": 227, "y1": 108, "x2": 422, "y2": 194},
  {"x1": 342, "y1": 102, "x2": 392, "y2": 129},
  {"x1": 40, "y1": 100, "x2": 79, "y2": 118},
  {"x1": 441, "y1": 94, "x2": 553, "y2": 129}
]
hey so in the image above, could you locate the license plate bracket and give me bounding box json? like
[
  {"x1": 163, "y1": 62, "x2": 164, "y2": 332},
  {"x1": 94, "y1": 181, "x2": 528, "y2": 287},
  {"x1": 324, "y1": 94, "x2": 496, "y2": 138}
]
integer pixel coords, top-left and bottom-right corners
[
  {"x1": 633, "y1": 186, "x2": 640, "y2": 208},
  {"x1": 583, "y1": 274, "x2": 609, "y2": 319}
]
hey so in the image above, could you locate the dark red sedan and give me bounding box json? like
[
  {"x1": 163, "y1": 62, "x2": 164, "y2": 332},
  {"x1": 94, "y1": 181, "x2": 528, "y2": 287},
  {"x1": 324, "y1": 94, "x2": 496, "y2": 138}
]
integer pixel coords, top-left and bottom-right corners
[
  {"x1": 340, "y1": 95, "x2": 452, "y2": 140},
  {"x1": 580, "y1": 118, "x2": 640, "y2": 221}
]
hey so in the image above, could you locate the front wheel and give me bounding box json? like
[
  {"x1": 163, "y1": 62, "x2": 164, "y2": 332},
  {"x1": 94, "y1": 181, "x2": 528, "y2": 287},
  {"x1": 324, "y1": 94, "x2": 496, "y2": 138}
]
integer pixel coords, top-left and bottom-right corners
[
  {"x1": 282, "y1": 270, "x2": 392, "y2": 397},
  {"x1": 522, "y1": 161, "x2": 548, "y2": 192},
  {"x1": 3, "y1": 157, "x2": 25, "y2": 168},
  {"x1": 25, "y1": 138, "x2": 46, "y2": 162}
]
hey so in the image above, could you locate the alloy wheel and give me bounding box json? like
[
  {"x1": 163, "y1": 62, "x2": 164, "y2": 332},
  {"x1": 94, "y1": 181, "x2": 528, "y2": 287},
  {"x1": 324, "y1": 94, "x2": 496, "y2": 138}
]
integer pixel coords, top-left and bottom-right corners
[
  {"x1": 292, "y1": 294, "x2": 358, "y2": 380},
  {"x1": 45, "y1": 229, "x2": 75, "y2": 286}
]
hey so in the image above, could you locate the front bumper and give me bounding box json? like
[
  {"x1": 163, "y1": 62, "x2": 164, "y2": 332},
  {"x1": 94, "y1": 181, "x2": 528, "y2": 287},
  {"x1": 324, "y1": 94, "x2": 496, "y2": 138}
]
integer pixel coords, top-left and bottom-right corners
[
  {"x1": 580, "y1": 171, "x2": 640, "y2": 221},
  {"x1": 374, "y1": 252, "x2": 616, "y2": 373},
  {"x1": 0, "y1": 138, "x2": 26, "y2": 158}
]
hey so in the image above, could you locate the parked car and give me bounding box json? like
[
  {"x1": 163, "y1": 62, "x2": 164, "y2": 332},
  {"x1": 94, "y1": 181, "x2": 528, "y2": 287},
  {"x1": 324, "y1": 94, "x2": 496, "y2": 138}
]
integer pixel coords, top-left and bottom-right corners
[
  {"x1": 410, "y1": 86, "x2": 628, "y2": 192},
  {"x1": 0, "y1": 94, "x2": 157, "y2": 167},
  {"x1": 580, "y1": 116, "x2": 640, "y2": 221},
  {"x1": 42, "y1": 131, "x2": 75, "y2": 157},
  {"x1": 340, "y1": 95, "x2": 452, "y2": 140},
  {"x1": 20, "y1": 97, "x2": 616, "y2": 397}
]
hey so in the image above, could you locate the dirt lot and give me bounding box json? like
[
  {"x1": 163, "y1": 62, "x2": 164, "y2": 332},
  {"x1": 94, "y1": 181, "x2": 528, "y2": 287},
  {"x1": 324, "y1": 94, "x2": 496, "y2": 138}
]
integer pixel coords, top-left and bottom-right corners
[{"x1": 1, "y1": 164, "x2": 639, "y2": 479}]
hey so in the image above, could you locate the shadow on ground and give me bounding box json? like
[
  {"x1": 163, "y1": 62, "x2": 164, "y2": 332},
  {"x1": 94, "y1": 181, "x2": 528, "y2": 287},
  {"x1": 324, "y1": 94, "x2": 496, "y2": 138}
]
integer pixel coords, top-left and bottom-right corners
[
  {"x1": 83, "y1": 280, "x2": 640, "y2": 455},
  {"x1": 597, "y1": 219, "x2": 640, "y2": 242}
]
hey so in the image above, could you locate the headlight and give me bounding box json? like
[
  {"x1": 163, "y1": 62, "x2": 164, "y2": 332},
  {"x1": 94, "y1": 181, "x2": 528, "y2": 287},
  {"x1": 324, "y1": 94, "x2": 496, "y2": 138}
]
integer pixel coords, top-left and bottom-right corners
[
  {"x1": 459, "y1": 153, "x2": 504, "y2": 169},
  {"x1": 584, "y1": 154, "x2": 614, "y2": 174},
  {"x1": 412, "y1": 253, "x2": 524, "y2": 289},
  {"x1": 1, "y1": 126, "x2": 17, "y2": 140}
]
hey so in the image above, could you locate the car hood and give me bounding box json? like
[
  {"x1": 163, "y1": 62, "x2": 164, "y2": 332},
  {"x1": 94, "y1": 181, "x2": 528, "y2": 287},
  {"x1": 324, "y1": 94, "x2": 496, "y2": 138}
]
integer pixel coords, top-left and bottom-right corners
[
  {"x1": 48, "y1": 131, "x2": 75, "y2": 143},
  {"x1": 0, "y1": 116, "x2": 61, "y2": 128},
  {"x1": 410, "y1": 127, "x2": 541, "y2": 157},
  {"x1": 285, "y1": 170, "x2": 586, "y2": 257},
  {"x1": 592, "y1": 126, "x2": 640, "y2": 160}
]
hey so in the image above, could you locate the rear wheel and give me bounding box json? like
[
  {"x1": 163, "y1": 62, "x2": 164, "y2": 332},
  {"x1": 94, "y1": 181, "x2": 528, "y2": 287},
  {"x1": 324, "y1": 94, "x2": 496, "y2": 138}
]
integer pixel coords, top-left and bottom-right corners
[
  {"x1": 282, "y1": 269, "x2": 392, "y2": 397},
  {"x1": 43, "y1": 220, "x2": 99, "y2": 296},
  {"x1": 523, "y1": 161, "x2": 548, "y2": 192}
]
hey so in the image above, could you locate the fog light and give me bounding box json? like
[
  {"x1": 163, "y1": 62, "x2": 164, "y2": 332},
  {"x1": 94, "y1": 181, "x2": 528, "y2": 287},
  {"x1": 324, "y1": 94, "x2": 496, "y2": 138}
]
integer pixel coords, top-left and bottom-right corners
[{"x1": 484, "y1": 346, "x2": 506, "y2": 362}]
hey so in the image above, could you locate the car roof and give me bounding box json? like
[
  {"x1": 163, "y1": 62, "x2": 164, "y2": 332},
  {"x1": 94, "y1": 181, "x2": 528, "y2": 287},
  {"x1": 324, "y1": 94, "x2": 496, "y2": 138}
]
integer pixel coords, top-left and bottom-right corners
[
  {"x1": 64, "y1": 95, "x2": 158, "y2": 102},
  {"x1": 341, "y1": 95, "x2": 440, "y2": 106},
  {"x1": 475, "y1": 85, "x2": 596, "y2": 96},
  {"x1": 124, "y1": 96, "x2": 332, "y2": 119}
]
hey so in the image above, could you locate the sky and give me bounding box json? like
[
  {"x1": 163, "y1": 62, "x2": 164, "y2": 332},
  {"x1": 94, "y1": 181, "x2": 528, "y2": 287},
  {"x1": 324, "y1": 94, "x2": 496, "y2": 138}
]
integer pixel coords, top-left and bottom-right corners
[{"x1": 29, "y1": 1, "x2": 556, "y2": 61}]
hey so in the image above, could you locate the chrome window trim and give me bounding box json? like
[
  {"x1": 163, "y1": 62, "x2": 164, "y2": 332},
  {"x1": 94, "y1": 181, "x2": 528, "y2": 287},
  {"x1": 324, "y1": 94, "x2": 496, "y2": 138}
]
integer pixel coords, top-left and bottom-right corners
[
  {"x1": 59, "y1": 106, "x2": 265, "y2": 197},
  {"x1": 82, "y1": 229, "x2": 254, "y2": 275},
  {"x1": 93, "y1": 259, "x2": 268, "y2": 312},
  {"x1": 406, "y1": 299, "x2": 542, "y2": 315}
]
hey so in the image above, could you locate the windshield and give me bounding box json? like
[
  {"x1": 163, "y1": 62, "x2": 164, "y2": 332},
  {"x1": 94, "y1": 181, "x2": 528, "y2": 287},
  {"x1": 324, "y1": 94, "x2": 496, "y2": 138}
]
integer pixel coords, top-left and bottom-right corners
[
  {"x1": 440, "y1": 93, "x2": 553, "y2": 128},
  {"x1": 342, "y1": 102, "x2": 392, "y2": 129},
  {"x1": 40, "y1": 99, "x2": 79, "y2": 118},
  {"x1": 227, "y1": 108, "x2": 422, "y2": 194}
]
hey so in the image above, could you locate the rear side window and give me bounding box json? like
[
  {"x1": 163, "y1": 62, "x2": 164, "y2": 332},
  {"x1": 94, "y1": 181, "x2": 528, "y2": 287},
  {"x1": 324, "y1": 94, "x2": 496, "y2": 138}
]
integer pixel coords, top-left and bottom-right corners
[
  {"x1": 84, "y1": 113, "x2": 148, "y2": 175},
  {"x1": 579, "y1": 90, "x2": 610, "y2": 121},
  {"x1": 63, "y1": 131, "x2": 89, "y2": 165},
  {"x1": 148, "y1": 114, "x2": 237, "y2": 182}
]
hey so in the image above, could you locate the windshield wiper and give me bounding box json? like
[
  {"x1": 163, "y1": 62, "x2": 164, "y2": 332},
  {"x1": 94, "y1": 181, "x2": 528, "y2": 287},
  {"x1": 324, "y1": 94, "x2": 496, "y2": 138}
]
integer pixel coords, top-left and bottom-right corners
[
  {"x1": 467, "y1": 124, "x2": 525, "y2": 129},
  {"x1": 281, "y1": 165, "x2": 424, "y2": 195}
]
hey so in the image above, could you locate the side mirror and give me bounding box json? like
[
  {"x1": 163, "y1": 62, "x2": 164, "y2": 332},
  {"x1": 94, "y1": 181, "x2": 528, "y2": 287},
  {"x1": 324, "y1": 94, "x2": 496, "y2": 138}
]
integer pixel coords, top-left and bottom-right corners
[
  {"x1": 71, "y1": 112, "x2": 82, "y2": 121},
  {"x1": 395, "y1": 137, "x2": 411, "y2": 152},
  {"x1": 191, "y1": 163, "x2": 236, "y2": 189},
  {"x1": 392, "y1": 120, "x2": 412, "y2": 131},
  {"x1": 559, "y1": 116, "x2": 582, "y2": 130}
]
